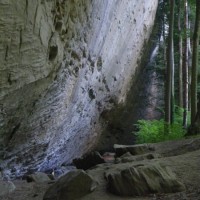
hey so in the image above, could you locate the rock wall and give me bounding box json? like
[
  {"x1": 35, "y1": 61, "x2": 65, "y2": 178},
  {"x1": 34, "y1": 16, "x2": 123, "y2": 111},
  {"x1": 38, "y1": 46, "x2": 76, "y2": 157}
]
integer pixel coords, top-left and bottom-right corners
[{"x1": 0, "y1": 0, "x2": 158, "y2": 175}]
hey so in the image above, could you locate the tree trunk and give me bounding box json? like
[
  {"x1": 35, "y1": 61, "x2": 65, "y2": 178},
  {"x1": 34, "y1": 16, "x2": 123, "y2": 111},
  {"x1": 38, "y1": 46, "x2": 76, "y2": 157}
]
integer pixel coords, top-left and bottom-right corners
[
  {"x1": 190, "y1": 0, "x2": 200, "y2": 128},
  {"x1": 178, "y1": 2, "x2": 183, "y2": 108},
  {"x1": 182, "y1": 0, "x2": 189, "y2": 128},
  {"x1": 188, "y1": 5, "x2": 192, "y2": 112},
  {"x1": 165, "y1": 0, "x2": 175, "y2": 125}
]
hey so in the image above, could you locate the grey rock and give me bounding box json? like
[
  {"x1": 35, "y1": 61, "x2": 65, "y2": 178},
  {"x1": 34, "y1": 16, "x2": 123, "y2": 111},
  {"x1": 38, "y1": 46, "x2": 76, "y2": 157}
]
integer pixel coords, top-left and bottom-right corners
[
  {"x1": 114, "y1": 144, "x2": 155, "y2": 157},
  {"x1": 51, "y1": 165, "x2": 77, "y2": 178},
  {"x1": 43, "y1": 170, "x2": 97, "y2": 200},
  {"x1": 105, "y1": 162, "x2": 185, "y2": 196},
  {"x1": 119, "y1": 152, "x2": 133, "y2": 158},
  {"x1": 116, "y1": 152, "x2": 161, "y2": 163},
  {"x1": 0, "y1": 181, "x2": 15, "y2": 197},
  {"x1": 0, "y1": 171, "x2": 2, "y2": 179},
  {"x1": 0, "y1": 0, "x2": 158, "y2": 177},
  {"x1": 26, "y1": 172, "x2": 51, "y2": 183}
]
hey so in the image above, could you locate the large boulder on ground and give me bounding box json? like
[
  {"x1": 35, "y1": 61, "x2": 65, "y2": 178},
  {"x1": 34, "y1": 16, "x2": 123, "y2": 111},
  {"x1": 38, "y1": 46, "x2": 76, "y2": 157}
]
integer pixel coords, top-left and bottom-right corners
[
  {"x1": 114, "y1": 144, "x2": 154, "y2": 157},
  {"x1": 105, "y1": 162, "x2": 185, "y2": 196},
  {"x1": 0, "y1": 181, "x2": 15, "y2": 197},
  {"x1": 26, "y1": 172, "x2": 51, "y2": 183},
  {"x1": 115, "y1": 152, "x2": 161, "y2": 163},
  {"x1": 73, "y1": 151, "x2": 105, "y2": 170},
  {"x1": 43, "y1": 170, "x2": 97, "y2": 200}
]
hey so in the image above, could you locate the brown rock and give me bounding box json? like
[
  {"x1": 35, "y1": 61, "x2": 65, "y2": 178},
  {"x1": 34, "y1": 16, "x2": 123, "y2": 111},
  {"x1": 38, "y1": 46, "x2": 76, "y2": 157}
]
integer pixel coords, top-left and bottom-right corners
[
  {"x1": 43, "y1": 170, "x2": 97, "y2": 200},
  {"x1": 116, "y1": 153, "x2": 161, "y2": 163},
  {"x1": 26, "y1": 172, "x2": 51, "y2": 183},
  {"x1": 0, "y1": 181, "x2": 15, "y2": 197},
  {"x1": 114, "y1": 144, "x2": 155, "y2": 157},
  {"x1": 105, "y1": 162, "x2": 185, "y2": 196}
]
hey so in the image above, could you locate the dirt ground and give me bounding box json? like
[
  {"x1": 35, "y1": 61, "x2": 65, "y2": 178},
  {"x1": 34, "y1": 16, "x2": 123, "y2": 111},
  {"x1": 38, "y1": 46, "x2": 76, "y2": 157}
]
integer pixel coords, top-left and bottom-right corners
[{"x1": 1, "y1": 137, "x2": 200, "y2": 200}]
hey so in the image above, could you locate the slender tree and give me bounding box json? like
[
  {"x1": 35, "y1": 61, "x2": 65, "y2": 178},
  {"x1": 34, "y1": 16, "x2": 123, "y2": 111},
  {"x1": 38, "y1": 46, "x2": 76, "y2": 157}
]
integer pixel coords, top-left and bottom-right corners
[
  {"x1": 191, "y1": 0, "x2": 200, "y2": 126},
  {"x1": 165, "y1": 0, "x2": 175, "y2": 125},
  {"x1": 182, "y1": 0, "x2": 189, "y2": 128},
  {"x1": 178, "y1": 1, "x2": 183, "y2": 108}
]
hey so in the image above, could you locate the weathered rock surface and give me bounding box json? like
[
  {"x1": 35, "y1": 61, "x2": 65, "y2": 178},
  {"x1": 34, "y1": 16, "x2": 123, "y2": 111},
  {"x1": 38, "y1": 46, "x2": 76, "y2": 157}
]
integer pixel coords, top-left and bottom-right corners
[
  {"x1": 105, "y1": 163, "x2": 185, "y2": 196},
  {"x1": 115, "y1": 152, "x2": 161, "y2": 164},
  {"x1": 0, "y1": 0, "x2": 158, "y2": 175},
  {"x1": 43, "y1": 170, "x2": 97, "y2": 200},
  {"x1": 114, "y1": 144, "x2": 155, "y2": 157},
  {"x1": 26, "y1": 172, "x2": 51, "y2": 183},
  {"x1": 0, "y1": 181, "x2": 16, "y2": 197}
]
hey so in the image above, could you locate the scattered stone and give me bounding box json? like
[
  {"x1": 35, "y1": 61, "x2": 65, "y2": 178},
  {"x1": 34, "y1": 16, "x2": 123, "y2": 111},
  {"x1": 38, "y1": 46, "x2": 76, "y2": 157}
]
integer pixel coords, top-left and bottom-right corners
[
  {"x1": 43, "y1": 170, "x2": 97, "y2": 200},
  {"x1": 0, "y1": 181, "x2": 16, "y2": 196},
  {"x1": 73, "y1": 151, "x2": 105, "y2": 170},
  {"x1": 26, "y1": 172, "x2": 51, "y2": 183},
  {"x1": 105, "y1": 162, "x2": 185, "y2": 196},
  {"x1": 114, "y1": 144, "x2": 155, "y2": 157}
]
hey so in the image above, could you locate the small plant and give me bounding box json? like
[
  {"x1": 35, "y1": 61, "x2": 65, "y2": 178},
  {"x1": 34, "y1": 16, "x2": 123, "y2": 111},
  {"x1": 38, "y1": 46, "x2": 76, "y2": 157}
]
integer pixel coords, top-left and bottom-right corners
[{"x1": 135, "y1": 119, "x2": 186, "y2": 144}]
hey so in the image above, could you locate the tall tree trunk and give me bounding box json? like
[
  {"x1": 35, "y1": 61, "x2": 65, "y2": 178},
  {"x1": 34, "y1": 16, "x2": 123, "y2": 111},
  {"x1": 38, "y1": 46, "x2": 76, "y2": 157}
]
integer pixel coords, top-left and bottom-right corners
[
  {"x1": 191, "y1": 0, "x2": 200, "y2": 127},
  {"x1": 183, "y1": 0, "x2": 189, "y2": 128},
  {"x1": 165, "y1": 0, "x2": 175, "y2": 125},
  {"x1": 162, "y1": 1, "x2": 167, "y2": 66},
  {"x1": 188, "y1": 5, "x2": 192, "y2": 60},
  {"x1": 178, "y1": 1, "x2": 183, "y2": 108},
  {"x1": 188, "y1": 5, "x2": 192, "y2": 112}
]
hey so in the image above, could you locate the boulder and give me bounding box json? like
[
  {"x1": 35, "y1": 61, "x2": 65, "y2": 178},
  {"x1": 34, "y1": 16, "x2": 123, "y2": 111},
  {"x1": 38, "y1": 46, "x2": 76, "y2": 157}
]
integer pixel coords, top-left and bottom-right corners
[
  {"x1": 73, "y1": 151, "x2": 105, "y2": 170},
  {"x1": 105, "y1": 162, "x2": 185, "y2": 196},
  {"x1": 114, "y1": 144, "x2": 155, "y2": 157},
  {"x1": 115, "y1": 153, "x2": 161, "y2": 163},
  {"x1": 26, "y1": 172, "x2": 51, "y2": 183},
  {"x1": 43, "y1": 170, "x2": 97, "y2": 200},
  {"x1": 0, "y1": 181, "x2": 15, "y2": 197}
]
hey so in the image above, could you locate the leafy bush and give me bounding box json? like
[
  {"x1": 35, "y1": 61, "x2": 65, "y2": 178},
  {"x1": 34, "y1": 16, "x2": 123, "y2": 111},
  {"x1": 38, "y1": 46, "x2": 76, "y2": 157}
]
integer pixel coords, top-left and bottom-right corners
[
  {"x1": 135, "y1": 119, "x2": 186, "y2": 144},
  {"x1": 174, "y1": 105, "x2": 191, "y2": 125}
]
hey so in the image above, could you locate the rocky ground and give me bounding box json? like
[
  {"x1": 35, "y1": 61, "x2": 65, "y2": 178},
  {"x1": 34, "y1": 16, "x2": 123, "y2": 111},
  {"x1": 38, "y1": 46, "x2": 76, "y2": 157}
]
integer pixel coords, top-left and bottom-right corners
[{"x1": 1, "y1": 136, "x2": 200, "y2": 200}]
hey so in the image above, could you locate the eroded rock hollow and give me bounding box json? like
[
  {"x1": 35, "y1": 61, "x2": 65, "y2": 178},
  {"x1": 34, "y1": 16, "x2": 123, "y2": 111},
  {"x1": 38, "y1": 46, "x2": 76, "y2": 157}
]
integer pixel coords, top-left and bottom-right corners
[{"x1": 0, "y1": 0, "x2": 158, "y2": 176}]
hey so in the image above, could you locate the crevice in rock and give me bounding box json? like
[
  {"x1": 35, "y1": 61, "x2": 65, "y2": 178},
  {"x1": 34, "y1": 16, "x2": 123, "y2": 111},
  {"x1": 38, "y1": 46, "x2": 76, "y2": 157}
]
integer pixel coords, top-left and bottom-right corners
[
  {"x1": 88, "y1": 88, "x2": 96, "y2": 100},
  {"x1": 49, "y1": 46, "x2": 58, "y2": 61},
  {"x1": 8, "y1": 123, "x2": 21, "y2": 143},
  {"x1": 55, "y1": 21, "x2": 62, "y2": 32},
  {"x1": 5, "y1": 45, "x2": 8, "y2": 61}
]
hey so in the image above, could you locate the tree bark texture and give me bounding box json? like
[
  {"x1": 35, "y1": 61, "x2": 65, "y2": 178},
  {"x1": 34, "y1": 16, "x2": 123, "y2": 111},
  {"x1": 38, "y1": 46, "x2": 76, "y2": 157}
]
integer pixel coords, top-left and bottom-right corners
[
  {"x1": 178, "y1": 2, "x2": 183, "y2": 108},
  {"x1": 191, "y1": 0, "x2": 200, "y2": 128},
  {"x1": 165, "y1": 0, "x2": 175, "y2": 124},
  {"x1": 182, "y1": 0, "x2": 189, "y2": 128}
]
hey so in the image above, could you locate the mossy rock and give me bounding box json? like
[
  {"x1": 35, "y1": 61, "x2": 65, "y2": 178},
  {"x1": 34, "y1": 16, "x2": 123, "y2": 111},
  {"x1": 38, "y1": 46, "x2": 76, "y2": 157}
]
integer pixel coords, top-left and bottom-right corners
[
  {"x1": 105, "y1": 162, "x2": 185, "y2": 196},
  {"x1": 43, "y1": 170, "x2": 97, "y2": 200}
]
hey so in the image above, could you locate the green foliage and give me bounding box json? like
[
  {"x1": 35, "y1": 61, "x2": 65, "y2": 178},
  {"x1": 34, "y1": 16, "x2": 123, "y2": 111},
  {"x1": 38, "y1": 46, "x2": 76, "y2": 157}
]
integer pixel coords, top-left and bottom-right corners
[
  {"x1": 174, "y1": 105, "x2": 184, "y2": 124},
  {"x1": 135, "y1": 119, "x2": 186, "y2": 144},
  {"x1": 174, "y1": 105, "x2": 191, "y2": 125}
]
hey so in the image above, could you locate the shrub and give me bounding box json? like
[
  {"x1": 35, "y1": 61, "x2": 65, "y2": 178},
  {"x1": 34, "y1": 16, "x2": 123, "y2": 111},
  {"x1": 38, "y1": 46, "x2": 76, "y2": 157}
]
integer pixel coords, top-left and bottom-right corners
[{"x1": 135, "y1": 119, "x2": 186, "y2": 144}]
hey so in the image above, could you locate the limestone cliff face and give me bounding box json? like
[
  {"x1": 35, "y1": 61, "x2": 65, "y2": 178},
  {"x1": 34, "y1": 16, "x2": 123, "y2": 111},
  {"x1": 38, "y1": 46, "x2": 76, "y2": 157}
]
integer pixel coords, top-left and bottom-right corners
[{"x1": 0, "y1": 0, "x2": 158, "y2": 174}]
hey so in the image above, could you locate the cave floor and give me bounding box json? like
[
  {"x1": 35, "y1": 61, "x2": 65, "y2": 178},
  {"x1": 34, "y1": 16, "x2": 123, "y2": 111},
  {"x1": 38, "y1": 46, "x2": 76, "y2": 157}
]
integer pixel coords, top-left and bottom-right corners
[{"x1": 1, "y1": 137, "x2": 200, "y2": 200}]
